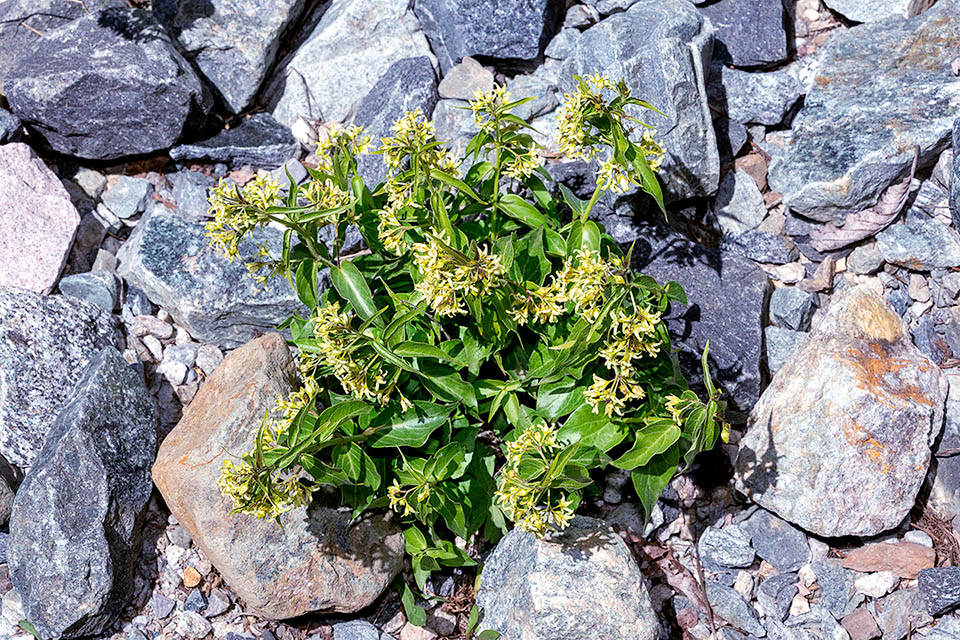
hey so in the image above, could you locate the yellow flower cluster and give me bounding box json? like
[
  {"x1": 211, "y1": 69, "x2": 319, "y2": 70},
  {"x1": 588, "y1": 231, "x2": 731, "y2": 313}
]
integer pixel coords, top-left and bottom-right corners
[
  {"x1": 556, "y1": 72, "x2": 613, "y2": 161},
  {"x1": 217, "y1": 458, "x2": 311, "y2": 520},
  {"x1": 387, "y1": 478, "x2": 432, "y2": 517},
  {"x1": 304, "y1": 178, "x2": 351, "y2": 213},
  {"x1": 470, "y1": 85, "x2": 511, "y2": 133},
  {"x1": 205, "y1": 174, "x2": 281, "y2": 259},
  {"x1": 412, "y1": 234, "x2": 506, "y2": 316},
  {"x1": 315, "y1": 123, "x2": 372, "y2": 173},
  {"x1": 495, "y1": 421, "x2": 575, "y2": 536},
  {"x1": 377, "y1": 201, "x2": 408, "y2": 254}
]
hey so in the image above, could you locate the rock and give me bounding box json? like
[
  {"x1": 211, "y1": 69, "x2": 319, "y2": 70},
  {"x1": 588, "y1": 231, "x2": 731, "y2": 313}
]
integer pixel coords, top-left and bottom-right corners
[
  {"x1": 706, "y1": 582, "x2": 765, "y2": 637},
  {"x1": 332, "y1": 620, "x2": 381, "y2": 640},
  {"x1": 184, "y1": 588, "x2": 207, "y2": 613},
  {"x1": 699, "y1": 525, "x2": 755, "y2": 571},
  {"x1": 715, "y1": 170, "x2": 768, "y2": 235},
  {"x1": 840, "y1": 608, "x2": 881, "y2": 640},
  {"x1": 269, "y1": 0, "x2": 432, "y2": 128},
  {"x1": 59, "y1": 270, "x2": 119, "y2": 313},
  {"x1": 734, "y1": 287, "x2": 947, "y2": 537},
  {"x1": 823, "y1": 0, "x2": 913, "y2": 23},
  {"x1": 0, "y1": 289, "x2": 122, "y2": 467},
  {"x1": 0, "y1": 143, "x2": 80, "y2": 294},
  {"x1": 770, "y1": 287, "x2": 816, "y2": 331},
  {"x1": 414, "y1": 0, "x2": 561, "y2": 73},
  {"x1": 175, "y1": 611, "x2": 212, "y2": 639},
  {"x1": 848, "y1": 244, "x2": 885, "y2": 275},
  {"x1": 868, "y1": 588, "x2": 931, "y2": 640},
  {"x1": 772, "y1": 606, "x2": 849, "y2": 640},
  {"x1": 203, "y1": 589, "x2": 231, "y2": 618},
  {"x1": 698, "y1": 0, "x2": 789, "y2": 68},
  {"x1": 715, "y1": 116, "x2": 749, "y2": 165},
  {"x1": 854, "y1": 571, "x2": 898, "y2": 599},
  {"x1": 9, "y1": 347, "x2": 157, "y2": 639},
  {"x1": 629, "y1": 217, "x2": 768, "y2": 417},
  {"x1": 102, "y1": 176, "x2": 153, "y2": 220},
  {"x1": 476, "y1": 516, "x2": 657, "y2": 640},
  {"x1": 918, "y1": 567, "x2": 960, "y2": 616},
  {"x1": 757, "y1": 572, "x2": 798, "y2": 622},
  {"x1": 545, "y1": 28, "x2": 581, "y2": 60},
  {"x1": 721, "y1": 230, "x2": 799, "y2": 265},
  {"x1": 152, "y1": 334, "x2": 404, "y2": 618},
  {"x1": 927, "y1": 374, "x2": 960, "y2": 518},
  {"x1": 839, "y1": 542, "x2": 936, "y2": 579},
  {"x1": 3, "y1": 8, "x2": 212, "y2": 160},
  {"x1": 116, "y1": 204, "x2": 306, "y2": 350},
  {"x1": 740, "y1": 508, "x2": 809, "y2": 573},
  {"x1": 152, "y1": 593, "x2": 175, "y2": 620},
  {"x1": 924, "y1": 617, "x2": 960, "y2": 640},
  {"x1": 810, "y1": 559, "x2": 863, "y2": 619},
  {"x1": 951, "y1": 118, "x2": 960, "y2": 229},
  {"x1": 433, "y1": 99, "x2": 479, "y2": 156},
  {"x1": 506, "y1": 66, "x2": 561, "y2": 122},
  {"x1": 0, "y1": 109, "x2": 21, "y2": 143},
  {"x1": 765, "y1": 326, "x2": 808, "y2": 375},
  {"x1": 0, "y1": 455, "x2": 18, "y2": 527},
  {"x1": 876, "y1": 218, "x2": 960, "y2": 270},
  {"x1": 562, "y1": 0, "x2": 719, "y2": 201},
  {"x1": 169, "y1": 114, "x2": 299, "y2": 170},
  {"x1": 168, "y1": 170, "x2": 217, "y2": 220},
  {"x1": 767, "y1": 4, "x2": 960, "y2": 222},
  {"x1": 904, "y1": 530, "x2": 933, "y2": 547},
  {"x1": 708, "y1": 63, "x2": 805, "y2": 127},
  {"x1": 352, "y1": 56, "x2": 439, "y2": 187},
  {"x1": 153, "y1": 0, "x2": 306, "y2": 113},
  {"x1": 437, "y1": 57, "x2": 492, "y2": 100}
]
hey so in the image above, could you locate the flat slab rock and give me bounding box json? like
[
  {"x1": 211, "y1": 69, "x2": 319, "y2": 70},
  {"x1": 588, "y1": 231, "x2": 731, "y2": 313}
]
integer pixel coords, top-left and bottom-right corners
[
  {"x1": 735, "y1": 286, "x2": 947, "y2": 537},
  {"x1": 152, "y1": 333, "x2": 404, "y2": 618},
  {"x1": 0, "y1": 143, "x2": 79, "y2": 294},
  {"x1": 0, "y1": 288, "x2": 122, "y2": 468},
  {"x1": 169, "y1": 113, "x2": 299, "y2": 170},
  {"x1": 767, "y1": 1, "x2": 960, "y2": 223},
  {"x1": 116, "y1": 203, "x2": 306, "y2": 350},
  {"x1": 476, "y1": 516, "x2": 658, "y2": 640},
  {"x1": 9, "y1": 346, "x2": 157, "y2": 639}
]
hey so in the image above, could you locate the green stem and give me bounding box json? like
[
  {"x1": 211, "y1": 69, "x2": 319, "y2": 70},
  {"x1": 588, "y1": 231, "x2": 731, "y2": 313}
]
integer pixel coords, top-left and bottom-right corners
[{"x1": 580, "y1": 186, "x2": 605, "y2": 224}]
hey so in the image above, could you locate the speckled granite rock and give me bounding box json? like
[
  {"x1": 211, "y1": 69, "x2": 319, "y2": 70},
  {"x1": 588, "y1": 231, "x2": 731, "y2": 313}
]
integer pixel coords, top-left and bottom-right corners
[
  {"x1": 698, "y1": 0, "x2": 788, "y2": 68},
  {"x1": 476, "y1": 517, "x2": 657, "y2": 640},
  {"x1": 152, "y1": 333, "x2": 404, "y2": 618},
  {"x1": 950, "y1": 118, "x2": 960, "y2": 229},
  {"x1": 561, "y1": 0, "x2": 719, "y2": 201},
  {"x1": 3, "y1": 8, "x2": 211, "y2": 160},
  {"x1": 708, "y1": 62, "x2": 804, "y2": 127},
  {"x1": 0, "y1": 109, "x2": 21, "y2": 143},
  {"x1": 823, "y1": 0, "x2": 914, "y2": 23},
  {"x1": 153, "y1": 0, "x2": 307, "y2": 113},
  {"x1": 876, "y1": 217, "x2": 960, "y2": 270},
  {"x1": 9, "y1": 346, "x2": 157, "y2": 639},
  {"x1": 767, "y1": 2, "x2": 960, "y2": 223},
  {"x1": 0, "y1": 143, "x2": 80, "y2": 294},
  {"x1": 116, "y1": 204, "x2": 306, "y2": 349},
  {"x1": 927, "y1": 374, "x2": 960, "y2": 519},
  {"x1": 169, "y1": 113, "x2": 299, "y2": 170},
  {"x1": 735, "y1": 287, "x2": 947, "y2": 537},
  {"x1": 0, "y1": 288, "x2": 122, "y2": 468}
]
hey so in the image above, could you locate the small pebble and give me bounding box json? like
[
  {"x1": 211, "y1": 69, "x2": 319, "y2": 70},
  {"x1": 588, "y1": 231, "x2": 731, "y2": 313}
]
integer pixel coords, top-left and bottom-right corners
[
  {"x1": 184, "y1": 588, "x2": 207, "y2": 613},
  {"x1": 904, "y1": 530, "x2": 934, "y2": 548},
  {"x1": 777, "y1": 262, "x2": 806, "y2": 284},
  {"x1": 183, "y1": 565, "x2": 203, "y2": 588},
  {"x1": 790, "y1": 593, "x2": 811, "y2": 616},
  {"x1": 854, "y1": 571, "x2": 898, "y2": 598}
]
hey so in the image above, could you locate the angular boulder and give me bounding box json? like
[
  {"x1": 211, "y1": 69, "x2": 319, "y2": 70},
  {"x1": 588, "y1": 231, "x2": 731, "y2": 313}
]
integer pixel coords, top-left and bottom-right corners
[
  {"x1": 823, "y1": 0, "x2": 916, "y2": 23},
  {"x1": 561, "y1": 0, "x2": 720, "y2": 200},
  {"x1": 3, "y1": 8, "x2": 212, "y2": 160},
  {"x1": 116, "y1": 204, "x2": 306, "y2": 349},
  {"x1": 735, "y1": 287, "x2": 947, "y2": 537},
  {"x1": 951, "y1": 117, "x2": 960, "y2": 229},
  {"x1": 926, "y1": 373, "x2": 960, "y2": 520},
  {"x1": 698, "y1": 0, "x2": 789, "y2": 68},
  {"x1": 0, "y1": 288, "x2": 122, "y2": 468},
  {"x1": 169, "y1": 113, "x2": 299, "y2": 170},
  {"x1": 476, "y1": 517, "x2": 657, "y2": 640},
  {"x1": 152, "y1": 333, "x2": 404, "y2": 618},
  {"x1": 0, "y1": 143, "x2": 80, "y2": 294},
  {"x1": 153, "y1": 0, "x2": 308, "y2": 114},
  {"x1": 9, "y1": 346, "x2": 157, "y2": 639},
  {"x1": 767, "y1": 2, "x2": 960, "y2": 222},
  {"x1": 269, "y1": 0, "x2": 433, "y2": 128}
]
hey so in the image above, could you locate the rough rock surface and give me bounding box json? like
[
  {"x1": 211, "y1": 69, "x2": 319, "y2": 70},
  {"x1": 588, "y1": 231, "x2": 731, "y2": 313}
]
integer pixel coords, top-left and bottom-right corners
[
  {"x1": 169, "y1": 113, "x2": 299, "y2": 169},
  {"x1": 698, "y1": 0, "x2": 788, "y2": 68},
  {"x1": 414, "y1": 0, "x2": 561, "y2": 73},
  {"x1": 153, "y1": 0, "x2": 307, "y2": 113},
  {"x1": 152, "y1": 333, "x2": 404, "y2": 618},
  {"x1": 876, "y1": 217, "x2": 960, "y2": 270},
  {"x1": 116, "y1": 204, "x2": 305, "y2": 350},
  {"x1": 823, "y1": 0, "x2": 914, "y2": 23},
  {"x1": 3, "y1": 8, "x2": 211, "y2": 160},
  {"x1": 767, "y1": 2, "x2": 960, "y2": 222},
  {"x1": 708, "y1": 62, "x2": 805, "y2": 127},
  {"x1": 0, "y1": 289, "x2": 122, "y2": 468},
  {"x1": 714, "y1": 169, "x2": 767, "y2": 235},
  {"x1": 9, "y1": 347, "x2": 157, "y2": 640},
  {"x1": 0, "y1": 110, "x2": 21, "y2": 144},
  {"x1": 928, "y1": 374, "x2": 960, "y2": 519},
  {"x1": 0, "y1": 143, "x2": 80, "y2": 294},
  {"x1": 269, "y1": 0, "x2": 432, "y2": 128},
  {"x1": 561, "y1": 0, "x2": 720, "y2": 200},
  {"x1": 352, "y1": 57, "x2": 439, "y2": 186},
  {"x1": 918, "y1": 567, "x2": 960, "y2": 616},
  {"x1": 952, "y1": 118, "x2": 960, "y2": 229},
  {"x1": 476, "y1": 516, "x2": 657, "y2": 640},
  {"x1": 735, "y1": 287, "x2": 947, "y2": 537}
]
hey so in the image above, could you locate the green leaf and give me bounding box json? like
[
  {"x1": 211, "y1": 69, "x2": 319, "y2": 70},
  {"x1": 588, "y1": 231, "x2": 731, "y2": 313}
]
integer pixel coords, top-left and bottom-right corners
[
  {"x1": 513, "y1": 228, "x2": 552, "y2": 285},
  {"x1": 394, "y1": 341, "x2": 465, "y2": 366},
  {"x1": 535, "y1": 378, "x2": 585, "y2": 421},
  {"x1": 396, "y1": 577, "x2": 427, "y2": 627},
  {"x1": 499, "y1": 194, "x2": 551, "y2": 228},
  {"x1": 294, "y1": 260, "x2": 318, "y2": 309},
  {"x1": 559, "y1": 184, "x2": 588, "y2": 217},
  {"x1": 330, "y1": 261, "x2": 378, "y2": 321},
  {"x1": 418, "y1": 363, "x2": 477, "y2": 409},
  {"x1": 369, "y1": 402, "x2": 454, "y2": 448},
  {"x1": 333, "y1": 442, "x2": 364, "y2": 482},
  {"x1": 427, "y1": 441, "x2": 467, "y2": 482},
  {"x1": 558, "y1": 404, "x2": 628, "y2": 452},
  {"x1": 631, "y1": 444, "x2": 680, "y2": 523},
  {"x1": 275, "y1": 400, "x2": 371, "y2": 469},
  {"x1": 614, "y1": 420, "x2": 681, "y2": 470},
  {"x1": 430, "y1": 168, "x2": 484, "y2": 202},
  {"x1": 404, "y1": 525, "x2": 428, "y2": 553}
]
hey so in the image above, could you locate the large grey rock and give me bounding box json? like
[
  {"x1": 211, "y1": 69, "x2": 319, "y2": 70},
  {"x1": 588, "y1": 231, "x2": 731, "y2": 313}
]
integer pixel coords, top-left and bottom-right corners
[
  {"x1": 810, "y1": 559, "x2": 862, "y2": 619},
  {"x1": 153, "y1": 0, "x2": 307, "y2": 113},
  {"x1": 739, "y1": 508, "x2": 809, "y2": 573},
  {"x1": 268, "y1": 0, "x2": 432, "y2": 128},
  {"x1": 918, "y1": 567, "x2": 960, "y2": 616},
  {"x1": 757, "y1": 573, "x2": 797, "y2": 623},
  {"x1": 715, "y1": 170, "x2": 767, "y2": 235},
  {"x1": 721, "y1": 229, "x2": 799, "y2": 265},
  {"x1": 698, "y1": 524, "x2": 755, "y2": 571},
  {"x1": 927, "y1": 374, "x2": 960, "y2": 520},
  {"x1": 562, "y1": 0, "x2": 720, "y2": 201},
  {"x1": 708, "y1": 63, "x2": 805, "y2": 127},
  {"x1": 769, "y1": 287, "x2": 816, "y2": 331},
  {"x1": 3, "y1": 8, "x2": 211, "y2": 160},
  {"x1": 414, "y1": 0, "x2": 561, "y2": 73},
  {"x1": 951, "y1": 118, "x2": 960, "y2": 229},
  {"x1": 735, "y1": 287, "x2": 947, "y2": 537},
  {"x1": 101, "y1": 176, "x2": 152, "y2": 220},
  {"x1": 58, "y1": 270, "x2": 119, "y2": 313},
  {"x1": 876, "y1": 218, "x2": 960, "y2": 270},
  {"x1": 116, "y1": 204, "x2": 306, "y2": 350},
  {"x1": 765, "y1": 326, "x2": 807, "y2": 374},
  {"x1": 706, "y1": 582, "x2": 765, "y2": 637},
  {"x1": 868, "y1": 588, "x2": 932, "y2": 640},
  {"x1": 767, "y1": 3, "x2": 960, "y2": 223},
  {"x1": 9, "y1": 346, "x2": 157, "y2": 639},
  {"x1": 823, "y1": 0, "x2": 914, "y2": 22},
  {"x1": 698, "y1": 0, "x2": 789, "y2": 68},
  {"x1": 476, "y1": 517, "x2": 657, "y2": 640},
  {"x1": 0, "y1": 109, "x2": 21, "y2": 143},
  {"x1": 352, "y1": 56, "x2": 439, "y2": 186},
  {"x1": 630, "y1": 218, "x2": 769, "y2": 418},
  {"x1": 0, "y1": 289, "x2": 122, "y2": 468},
  {"x1": 169, "y1": 113, "x2": 299, "y2": 170}
]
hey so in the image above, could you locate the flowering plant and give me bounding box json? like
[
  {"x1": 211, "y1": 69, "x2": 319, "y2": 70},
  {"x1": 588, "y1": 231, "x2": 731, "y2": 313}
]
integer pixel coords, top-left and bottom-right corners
[{"x1": 210, "y1": 74, "x2": 726, "y2": 593}]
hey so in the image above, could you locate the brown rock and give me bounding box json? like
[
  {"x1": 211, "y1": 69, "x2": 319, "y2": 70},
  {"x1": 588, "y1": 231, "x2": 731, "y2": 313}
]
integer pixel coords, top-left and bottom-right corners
[
  {"x1": 182, "y1": 566, "x2": 202, "y2": 588},
  {"x1": 736, "y1": 153, "x2": 768, "y2": 191},
  {"x1": 839, "y1": 542, "x2": 935, "y2": 579},
  {"x1": 841, "y1": 607, "x2": 881, "y2": 640},
  {"x1": 153, "y1": 333, "x2": 404, "y2": 619}
]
